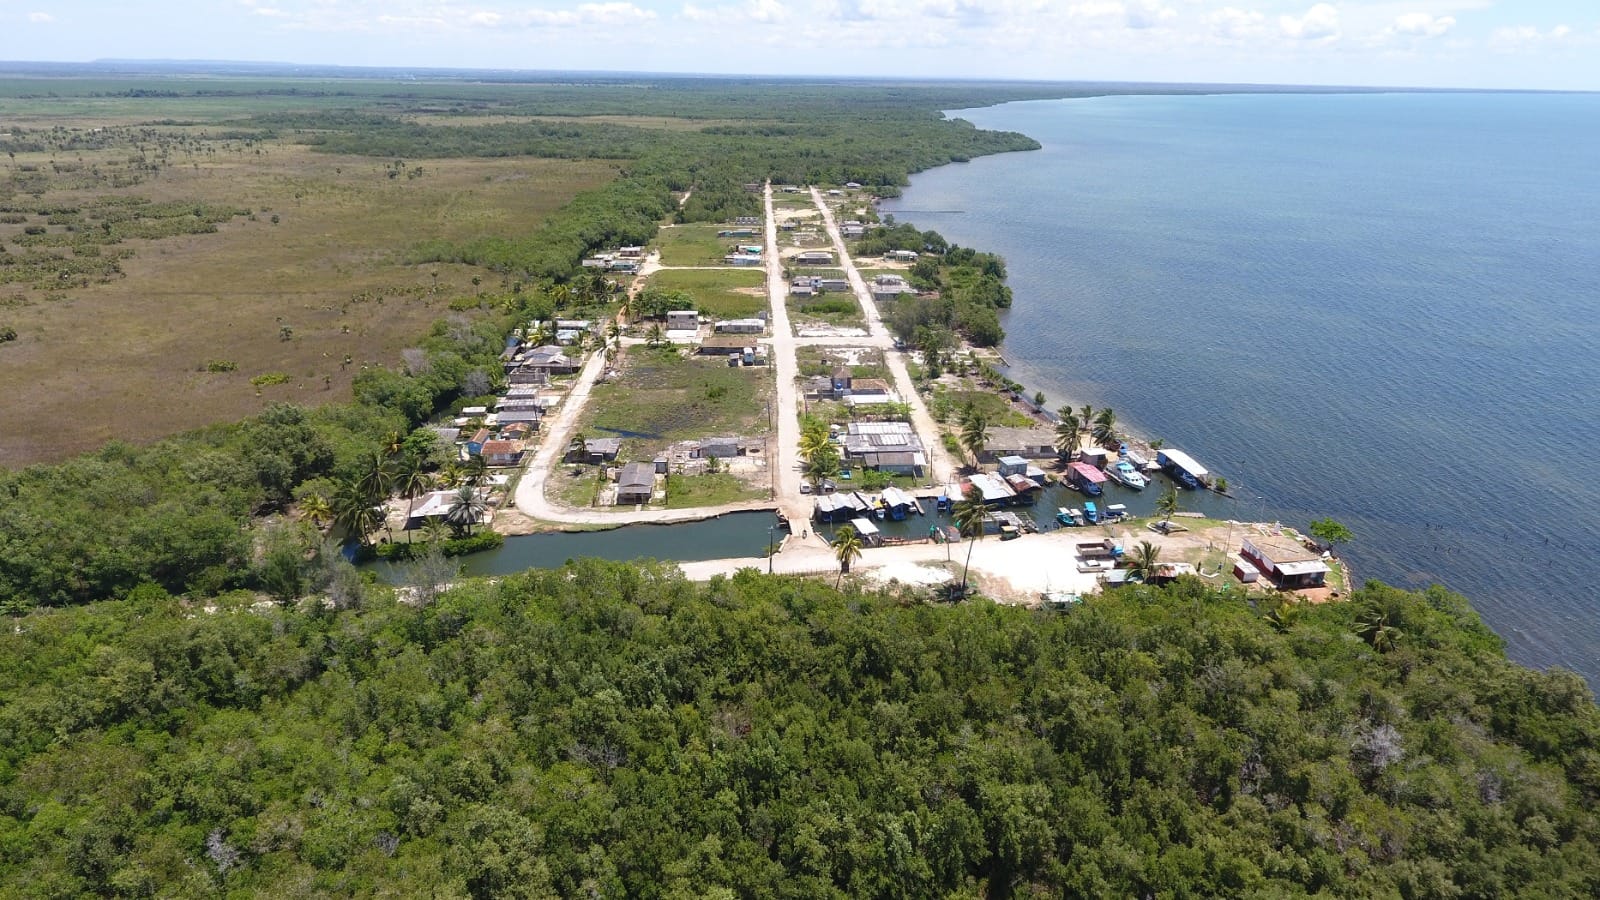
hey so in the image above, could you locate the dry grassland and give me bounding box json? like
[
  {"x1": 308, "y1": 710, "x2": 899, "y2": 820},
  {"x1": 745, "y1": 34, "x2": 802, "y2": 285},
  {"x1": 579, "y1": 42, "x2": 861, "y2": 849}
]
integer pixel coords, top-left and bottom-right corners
[{"x1": 0, "y1": 138, "x2": 615, "y2": 466}]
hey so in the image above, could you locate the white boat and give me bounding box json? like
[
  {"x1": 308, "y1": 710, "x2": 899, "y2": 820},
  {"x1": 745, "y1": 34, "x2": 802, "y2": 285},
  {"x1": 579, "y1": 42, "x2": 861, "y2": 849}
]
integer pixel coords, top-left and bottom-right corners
[{"x1": 1110, "y1": 460, "x2": 1147, "y2": 490}]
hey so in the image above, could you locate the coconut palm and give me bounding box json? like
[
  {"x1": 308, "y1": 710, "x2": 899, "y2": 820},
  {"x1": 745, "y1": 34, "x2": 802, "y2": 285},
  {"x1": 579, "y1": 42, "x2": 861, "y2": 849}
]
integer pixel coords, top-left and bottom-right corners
[
  {"x1": 1126, "y1": 540, "x2": 1162, "y2": 580},
  {"x1": 1054, "y1": 407, "x2": 1080, "y2": 460},
  {"x1": 396, "y1": 461, "x2": 436, "y2": 543},
  {"x1": 444, "y1": 485, "x2": 489, "y2": 537},
  {"x1": 299, "y1": 492, "x2": 333, "y2": 531},
  {"x1": 1355, "y1": 601, "x2": 1404, "y2": 653},
  {"x1": 798, "y1": 418, "x2": 832, "y2": 462},
  {"x1": 832, "y1": 524, "x2": 863, "y2": 588},
  {"x1": 1156, "y1": 485, "x2": 1181, "y2": 533},
  {"x1": 422, "y1": 517, "x2": 450, "y2": 547},
  {"x1": 958, "y1": 406, "x2": 989, "y2": 469},
  {"x1": 647, "y1": 322, "x2": 665, "y2": 348},
  {"x1": 804, "y1": 445, "x2": 840, "y2": 492},
  {"x1": 952, "y1": 484, "x2": 988, "y2": 595},
  {"x1": 1078, "y1": 404, "x2": 1095, "y2": 430},
  {"x1": 332, "y1": 478, "x2": 383, "y2": 547},
  {"x1": 1092, "y1": 407, "x2": 1118, "y2": 446},
  {"x1": 355, "y1": 452, "x2": 394, "y2": 505}
]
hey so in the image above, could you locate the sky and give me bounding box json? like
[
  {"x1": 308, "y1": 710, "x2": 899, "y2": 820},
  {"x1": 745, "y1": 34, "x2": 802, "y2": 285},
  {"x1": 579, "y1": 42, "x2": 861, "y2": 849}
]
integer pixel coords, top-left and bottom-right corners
[{"x1": 1, "y1": 1, "x2": 1596, "y2": 90}]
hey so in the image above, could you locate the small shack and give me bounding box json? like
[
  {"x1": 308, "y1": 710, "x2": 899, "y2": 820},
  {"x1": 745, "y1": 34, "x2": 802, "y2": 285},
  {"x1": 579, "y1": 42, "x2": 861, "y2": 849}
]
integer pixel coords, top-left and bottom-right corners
[
  {"x1": 616, "y1": 462, "x2": 657, "y2": 505},
  {"x1": 1240, "y1": 535, "x2": 1328, "y2": 589},
  {"x1": 666, "y1": 310, "x2": 699, "y2": 331},
  {"x1": 1067, "y1": 461, "x2": 1108, "y2": 493},
  {"x1": 846, "y1": 517, "x2": 883, "y2": 547}
]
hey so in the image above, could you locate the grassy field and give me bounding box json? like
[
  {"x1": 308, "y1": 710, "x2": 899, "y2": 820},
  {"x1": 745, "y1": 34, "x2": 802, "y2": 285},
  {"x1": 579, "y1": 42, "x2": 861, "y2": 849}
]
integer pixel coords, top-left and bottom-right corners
[
  {"x1": 665, "y1": 473, "x2": 767, "y2": 509},
  {"x1": 643, "y1": 268, "x2": 768, "y2": 319},
  {"x1": 790, "y1": 294, "x2": 865, "y2": 328},
  {"x1": 580, "y1": 346, "x2": 772, "y2": 459},
  {"x1": 0, "y1": 130, "x2": 614, "y2": 466},
  {"x1": 655, "y1": 224, "x2": 745, "y2": 266},
  {"x1": 930, "y1": 388, "x2": 1036, "y2": 428}
]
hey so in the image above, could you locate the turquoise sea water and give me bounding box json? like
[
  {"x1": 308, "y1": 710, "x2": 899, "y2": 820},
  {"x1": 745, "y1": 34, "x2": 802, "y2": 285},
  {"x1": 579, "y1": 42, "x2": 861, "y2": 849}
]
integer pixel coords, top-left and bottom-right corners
[{"x1": 883, "y1": 93, "x2": 1600, "y2": 684}]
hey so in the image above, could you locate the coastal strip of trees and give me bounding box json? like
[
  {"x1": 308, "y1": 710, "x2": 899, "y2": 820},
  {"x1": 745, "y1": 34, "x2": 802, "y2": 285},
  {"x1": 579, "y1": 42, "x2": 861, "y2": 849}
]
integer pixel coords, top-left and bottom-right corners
[{"x1": 3, "y1": 564, "x2": 1598, "y2": 896}]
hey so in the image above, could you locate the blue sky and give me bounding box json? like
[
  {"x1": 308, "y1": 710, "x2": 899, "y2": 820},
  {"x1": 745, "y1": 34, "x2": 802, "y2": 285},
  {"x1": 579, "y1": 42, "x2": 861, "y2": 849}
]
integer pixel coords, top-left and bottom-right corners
[{"x1": 2, "y1": 1, "x2": 1596, "y2": 90}]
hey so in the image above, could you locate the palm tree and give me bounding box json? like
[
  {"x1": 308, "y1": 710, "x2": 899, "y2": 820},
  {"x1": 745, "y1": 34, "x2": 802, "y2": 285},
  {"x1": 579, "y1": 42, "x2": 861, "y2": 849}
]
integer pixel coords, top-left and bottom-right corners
[
  {"x1": 1054, "y1": 407, "x2": 1080, "y2": 460},
  {"x1": 804, "y1": 445, "x2": 840, "y2": 493},
  {"x1": 1126, "y1": 540, "x2": 1162, "y2": 580},
  {"x1": 1092, "y1": 407, "x2": 1118, "y2": 446},
  {"x1": 445, "y1": 485, "x2": 489, "y2": 537},
  {"x1": 798, "y1": 418, "x2": 832, "y2": 463},
  {"x1": 381, "y1": 431, "x2": 405, "y2": 458},
  {"x1": 299, "y1": 492, "x2": 333, "y2": 531},
  {"x1": 606, "y1": 319, "x2": 622, "y2": 352},
  {"x1": 958, "y1": 406, "x2": 989, "y2": 469},
  {"x1": 952, "y1": 484, "x2": 988, "y2": 594},
  {"x1": 1156, "y1": 485, "x2": 1181, "y2": 533},
  {"x1": 332, "y1": 478, "x2": 383, "y2": 547},
  {"x1": 1078, "y1": 404, "x2": 1095, "y2": 431},
  {"x1": 355, "y1": 451, "x2": 394, "y2": 505},
  {"x1": 647, "y1": 322, "x2": 665, "y2": 348},
  {"x1": 463, "y1": 454, "x2": 488, "y2": 487},
  {"x1": 396, "y1": 461, "x2": 436, "y2": 543},
  {"x1": 1355, "y1": 601, "x2": 1404, "y2": 652},
  {"x1": 422, "y1": 518, "x2": 450, "y2": 547},
  {"x1": 832, "y1": 525, "x2": 863, "y2": 587}
]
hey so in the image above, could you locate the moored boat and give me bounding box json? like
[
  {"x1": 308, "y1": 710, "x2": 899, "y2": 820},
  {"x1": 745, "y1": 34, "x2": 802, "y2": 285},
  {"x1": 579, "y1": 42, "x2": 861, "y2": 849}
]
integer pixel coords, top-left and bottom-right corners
[
  {"x1": 1110, "y1": 460, "x2": 1147, "y2": 490},
  {"x1": 1056, "y1": 507, "x2": 1083, "y2": 527},
  {"x1": 1084, "y1": 501, "x2": 1100, "y2": 524}
]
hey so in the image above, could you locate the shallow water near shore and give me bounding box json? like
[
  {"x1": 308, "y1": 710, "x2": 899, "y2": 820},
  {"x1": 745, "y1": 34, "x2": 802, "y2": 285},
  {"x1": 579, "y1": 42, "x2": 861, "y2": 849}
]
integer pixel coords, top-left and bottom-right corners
[{"x1": 883, "y1": 92, "x2": 1600, "y2": 686}]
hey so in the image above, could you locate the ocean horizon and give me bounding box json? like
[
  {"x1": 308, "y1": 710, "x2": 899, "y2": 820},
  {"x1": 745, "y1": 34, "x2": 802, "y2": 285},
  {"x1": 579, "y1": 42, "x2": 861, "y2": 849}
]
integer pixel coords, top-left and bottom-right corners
[{"x1": 883, "y1": 91, "x2": 1600, "y2": 686}]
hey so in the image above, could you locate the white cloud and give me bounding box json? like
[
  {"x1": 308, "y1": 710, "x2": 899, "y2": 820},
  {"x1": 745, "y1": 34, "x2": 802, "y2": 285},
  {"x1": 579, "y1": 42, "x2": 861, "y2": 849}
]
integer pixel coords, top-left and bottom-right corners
[
  {"x1": 1489, "y1": 23, "x2": 1573, "y2": 51},
  {"x1": 1390, "y1": 12, "x2": 1453, "y2": 38},
  {"x1": 682, "y1": 0, "x2": 787, "y2": 23},
  {"x1": 1279, "y1": 3, "x2": 1339, "y2": 42},
  {"x1": 252, "y1": 7, "x2": 288, "y2": 17},
  {"x1": 1206, "y1": 6, "x2": 1265, "y2": 41},
  {"x1": 1123, "y1": 0, "x2": 1176, "y2": 30},
  {"x1": 27, "y1": 11, "x2": 54, "y2": 23},
  {"x1": 470, "y1": 2, "x2": 658, "y2": 28}
]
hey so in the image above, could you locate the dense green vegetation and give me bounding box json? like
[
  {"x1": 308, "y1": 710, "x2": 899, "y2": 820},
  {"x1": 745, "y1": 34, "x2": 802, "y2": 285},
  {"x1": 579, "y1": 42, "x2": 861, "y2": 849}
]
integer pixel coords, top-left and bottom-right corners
[
  {"x1": 866, "y1": 222, "x2": 1014, "y2": 347},
  {"x1": 3, "y1": 566, "x2": 1598, "y2": 896}
]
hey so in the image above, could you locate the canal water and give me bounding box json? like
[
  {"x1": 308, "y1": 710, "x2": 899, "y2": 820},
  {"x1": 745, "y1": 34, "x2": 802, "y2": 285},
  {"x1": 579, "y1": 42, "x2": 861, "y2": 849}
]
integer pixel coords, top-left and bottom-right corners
[
  {"x1": 365, "y1": 511, "x2": 778, "y2": 583},
  {"x1": 812, "y1": 472, "x2": 1241, "y2": 544}
]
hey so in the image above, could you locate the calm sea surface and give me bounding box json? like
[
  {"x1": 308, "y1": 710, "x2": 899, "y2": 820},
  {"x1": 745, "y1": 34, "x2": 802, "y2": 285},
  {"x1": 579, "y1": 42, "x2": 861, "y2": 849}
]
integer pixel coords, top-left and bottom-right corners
[{"x1": 883, "y1": 93, "x2": 1600, "y2": 685}]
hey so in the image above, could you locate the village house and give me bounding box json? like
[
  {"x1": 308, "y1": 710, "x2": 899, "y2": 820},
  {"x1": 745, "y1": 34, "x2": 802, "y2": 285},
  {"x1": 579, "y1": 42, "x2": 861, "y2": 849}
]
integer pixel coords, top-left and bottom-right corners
[
  {"x1": 725, "y1": 254, "x2": 763, "y2": 267},
  {"x1": 480, "y1": 439, "x2": 526, "y2": 467},
  {"x1": 715, "y1": 318, "x2": 765, "y2": 334},
  {"x1": 982, "y1": 426, "x2": 1059, "y2": 461},
  {"x1": 516, "y1": 345, "x2": 579, "y2": 377},
  {"x1": 569, "y1": 437, "x2": 622, "y2": 464},
  {"x1": 794, "y1": 250, "x2": 835, "y2": 267},
  {"x1": 885, "y1": 249, "x2": 919, "y2": 262},
  {"x1": 841, "y1": 220, "x2": 866, "y2": 238},
  {"x1": 405, "y1": 487, "x2": 488, "y2": 529},
  {"x1": 817, "y1": 278, "x2": 850, "y2": 293},
  {"x1": 466, "y1": 428, "x2": 492, "y2": 457},
  {"x1": 734, "y1": 215, "x2": 761, "y2": 225},
  {"x1": 695, "y1": 335, "x2": 750, "y2": 357},
  {"x1": 842, "y1": 422, "x2": 925, "y2": 476},
  {"x1": 617, "y1": 246, "x2": 644, "y2": 258},
  {"x1": 1241, "y1": 534, "x2": 1331, "y2": 590},
  {"x1": 495, "y1": 408, "x2": 542, "y2": 430},
  {"x1": 616, "y1": 461, "x2": 658, "y2": 505},
  {"x1": 790, "y1": 277, "x2": 817, "y2": 297},
  {"x1": 666, "y1": 310, "x2": 699, "y2": 331}
]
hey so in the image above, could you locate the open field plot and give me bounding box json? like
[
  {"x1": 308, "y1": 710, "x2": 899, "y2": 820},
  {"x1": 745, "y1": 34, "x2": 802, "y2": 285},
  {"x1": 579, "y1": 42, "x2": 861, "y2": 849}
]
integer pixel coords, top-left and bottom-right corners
[
  {"x1": 655, "y1": 223, "x2": 746, "y2": 266},
  {"x1": 797, "y1": 346, "x2": 889, "y2": 380},
  {"x1": 929, "y1": 387, "x2": 1036, "y2": 429},
  {"x1": 0, "y1": 130, "x2": 615, "y2": 466},
  {"x1": 643, "y1": 268, "x2": 767, "y2": 319},
  {"x1": 665, "y1": 473, "x2": 766, "y2": 509},
  {"x1": 580, "y1": 346, "x2": 773, "y2": 460},
  {"x1": 790, "y1": 293, "x2": 864, "y2": 329}
]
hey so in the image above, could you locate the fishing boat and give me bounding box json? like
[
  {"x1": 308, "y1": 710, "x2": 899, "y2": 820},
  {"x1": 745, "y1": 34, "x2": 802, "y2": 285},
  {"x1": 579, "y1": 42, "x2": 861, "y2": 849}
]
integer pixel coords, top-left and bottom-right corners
[
  {"x1": 1084, "y1": 501, "x2": 1100, "y2": 524},
  {"x1": 1056, "y1": 507, "x2": 1083, "y2": 527},
  {"x1": 1104, "y1": 503, "x2": 1128, "y2": 522},
  {"x1": 1109, "y1": 460, "x2": 1147, "y2": 490}
]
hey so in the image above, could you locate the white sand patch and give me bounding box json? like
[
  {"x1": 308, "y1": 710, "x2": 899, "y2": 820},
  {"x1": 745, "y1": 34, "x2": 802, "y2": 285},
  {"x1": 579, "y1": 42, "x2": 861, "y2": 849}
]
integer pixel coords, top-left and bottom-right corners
[{"x1": 864, "y1": 561, "x2": 953, "y2": 587}]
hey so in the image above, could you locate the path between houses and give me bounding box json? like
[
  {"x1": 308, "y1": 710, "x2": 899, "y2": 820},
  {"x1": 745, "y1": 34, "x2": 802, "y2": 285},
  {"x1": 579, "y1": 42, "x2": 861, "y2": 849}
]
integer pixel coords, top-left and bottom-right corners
[{"x1": 808, "y1": 187, "x2": 960, "y2": 486}]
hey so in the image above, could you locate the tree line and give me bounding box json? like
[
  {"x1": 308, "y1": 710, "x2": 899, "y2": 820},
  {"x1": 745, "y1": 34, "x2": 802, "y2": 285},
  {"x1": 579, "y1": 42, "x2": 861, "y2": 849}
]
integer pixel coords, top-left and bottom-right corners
[{"x1": 2, "y1": 564, "x2": 1598, "y2": 896}]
